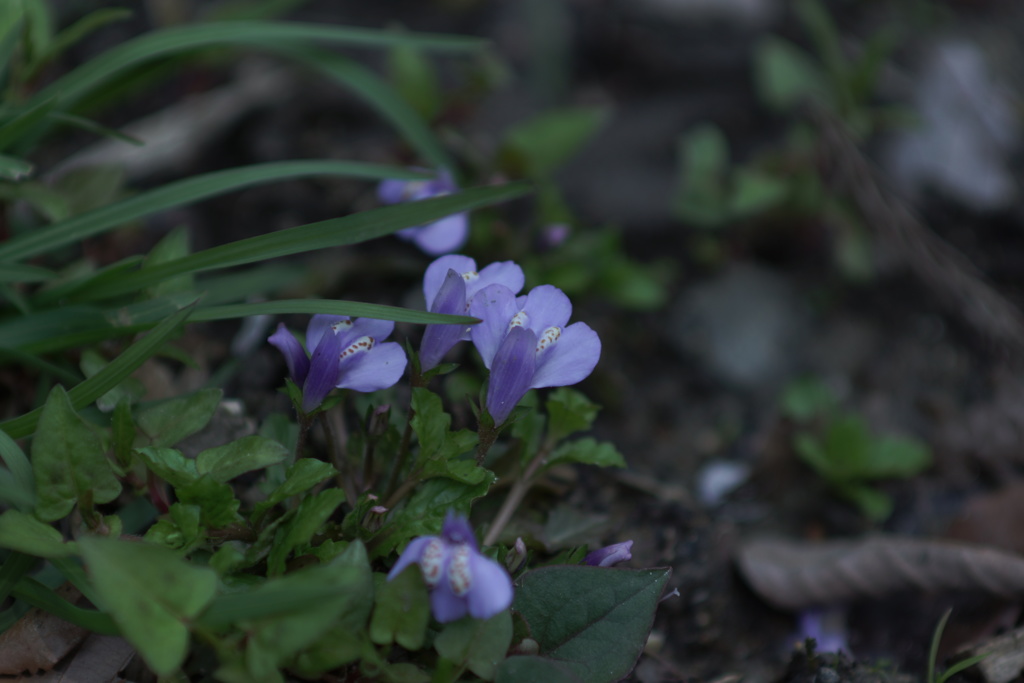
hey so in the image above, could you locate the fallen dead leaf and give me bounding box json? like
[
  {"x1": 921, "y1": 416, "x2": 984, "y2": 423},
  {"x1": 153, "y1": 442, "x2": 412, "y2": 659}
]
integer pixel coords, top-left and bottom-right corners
[{"x1": 0, "y1": 586, "x2": 88, "y2": 675}]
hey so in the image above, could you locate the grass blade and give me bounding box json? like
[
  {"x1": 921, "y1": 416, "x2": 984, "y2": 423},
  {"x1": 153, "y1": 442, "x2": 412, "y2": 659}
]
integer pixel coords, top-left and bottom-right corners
[
  {"x1": 190, "y1": 299, "x2": 478, "y2": 325},
  {"x1": 30, "y1": 21, "x2": 485, "y2": 113},
  {"x1": 53, "y1": 182, "x2": 531, "y2": 303},
  {"x1": 0, "y1": 430, "x2": 33, "y2": 504},
  {"x1": 0, "y1": 161, "x2": 428, "y2": 264},
  {"x1": 12, "y1": 576, "x2": 120, "y2": 635}
]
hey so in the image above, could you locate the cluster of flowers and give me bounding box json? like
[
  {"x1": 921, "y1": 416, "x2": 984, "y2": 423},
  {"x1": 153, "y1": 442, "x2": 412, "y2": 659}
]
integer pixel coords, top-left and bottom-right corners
[
  {"x1": 268, "y1": 172, "x2": 625, "y2": 624},
  {"x1": 268, "y1": 253, "x2": 601, "y2": 426}
]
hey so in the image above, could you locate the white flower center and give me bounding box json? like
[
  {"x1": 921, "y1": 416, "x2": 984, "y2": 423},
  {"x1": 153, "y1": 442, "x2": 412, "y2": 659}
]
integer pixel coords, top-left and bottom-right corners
[
  {"x1": 448, "y1": 544, "x2": 473, "y2": 596},
  {"x1": 330, "y1": 320, "x2": 353, "y2": 333},
  {"x1": 461, "y1": 270, "x2": 479, "y2": 283},
  {"x1": 508, "y1": 311, "x2": 529, "y2": 331},
  {"x1": 420, "y1": 539, "x2": 445, "y2": 587},
  {"x1": 536, "y1": 326, "x2": 561, "y2": 353},
  {"x1": 339, "y1": 335, "x2": 375, "y2": 360}
]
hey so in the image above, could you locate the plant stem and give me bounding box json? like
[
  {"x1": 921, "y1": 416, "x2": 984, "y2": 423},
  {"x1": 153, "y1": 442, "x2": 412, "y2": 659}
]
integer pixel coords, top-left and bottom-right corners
[
  {"x1": 483, "y1": 449, "x2": 547, "y2": 547},
  {"x1": 321, "y1": 406, "x2": 358, "y2": 505}
]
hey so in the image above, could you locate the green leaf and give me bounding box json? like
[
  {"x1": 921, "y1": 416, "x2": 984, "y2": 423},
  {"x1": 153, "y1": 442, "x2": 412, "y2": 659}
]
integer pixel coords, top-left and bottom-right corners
[
  {"x1": 546, "y1": 438, "x2": 625, "y2": 470},
  {"x1": 0, "y1": 304, "x2": 194, "y2": 439},
  {"x1": 0, "y1": 161, "x2": 429, "y2": 265},
  {"x1": 781, "y1": 376, "x2": 837, "y2": 421},
  {"x1": 0, "y1": 467, "x2": 35, "y2": 511},
  {"x1": 144, "y1": 503, "x2": 203, "y2": 552},
  {"x1": 135, "y1": 447, "x2": 198, "y2": 488},
  {"x1": 30, "y1": 8, "x2": 132, "y2": 74},
  {"x1": 729, "y1": 168, "x2": 788, "y2": 216},
  {"x1": 80, "y1": 348, "x2": 144, "y2": 412},
  {"x1": 176, "y1": 475, "x2": 241, "y2": 528},
  {"x1": 412, "y1": 387, "x2": 486, "y2": 483},
  {"x1": 0, "y1": 262, "x2": 54, "y2": 283},
  {"x1": 512, "y1": 566, "x2": 670, "y2": 683},
  {"x1": 435, "y1": 610, "x2": 513, "y2": 681},
  {"x1": 49, "y1": 183, "x2": 531, "y2": 303},
  {"x1": 111, "y1": 398, "x2": 135, "y2": 468},
  {"x1": 135, "y1": 388, "x2": 222, "y2": 448},
  {"x1": 502, "y1": 107, "x2": 608, "y2": 178},
  {"x1": 0, "y1": 510, "x2": 74, "y2": 557},
  {"x1": 753, "y1": 36, "x2": 831, "y2": 112},
  {"x1": 195, "y1": 435, "x2": 289, "y2": 483},
  {"x1": 267, "y1": 488, "x2": 346, "y2": 575},
  {"x1": 370, "y1": 566, "x2": 430, "y2": 651},
  {"x1": 79, "y1": 537, "x2": 217, "y2": 676},
  {"x1": 545, "y1": 388, "x2": 599, "y2": 442},
  {"x1": 142, "y1": 225, "x2": 192, "y2": 297},
  {"x1": 253, "y1": 458, "x2": 338, "y2": 518},
  {"x1": 31, "y1": 385, "x2": 121, "y2": 521},
  {"x1": 672, "y1": 124, "x2": 730, "y2": 228},
  {"x1": 838, "y1": 483, "x2": 892, "y2": 522},
  {"x1": 0, "y1": 427, "x2": 34, "y2": 506}
]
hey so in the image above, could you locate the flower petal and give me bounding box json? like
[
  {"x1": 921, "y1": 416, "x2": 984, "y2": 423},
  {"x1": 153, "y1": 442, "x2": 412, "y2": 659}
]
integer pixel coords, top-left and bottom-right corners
[
  {"x1": 441, "y1": 512, "x2": 478, "y2": 551},
  {"x1": 487, "y1": 326, "x2": 537, "y2": 424},
  {"x1": 378, "y1": 178, "x2": 419, "y2": 204},
  {"x1": 583, "y1": 540, "x2": 633, "y2": 568},
  {"x1": 410, "y1": 212, "x2": 469, "y2": 256},
  {"x1": 267, "y1": 324, "x2": 309, "y2": 385},
  {"x1": 530, "y1": 322, "x2": 600, "y2": 389},
  {"x1": 346, "y1": 317, "x2": 395, "y2": 345},
  {"x1": 465, "y1": 552, "x2": 514, "y2": 620},
  {"x1": 430, "y1": 576, "x2": 468, "y2": 623},
  {"x1": 301, "y1": 326, "x2": 344, "y2": 412},
  {"x1": 387, "y1": 536, "x2": 436, "y2": 581},
  {"x1": 336, "y1": 342, "x2": 407, "y2": 392},
  {"x1": 473, "y1": 261, "x2": 525, "y2": 299},
  {"x1": 424, "y1": 255, "x2": 476, "y2": 308},
  {"x1": 420, "y1": 270, "x2": 468, "y2": 372},
  {"x1": 470, "y1": 284, "x2": 520, "y2": 368},
  {"x1": 307, "y1": 315, "x2": 350, "y2": 351},
  {"x1": 519, "y1": 284, "x2": 572, "y2": 333}
]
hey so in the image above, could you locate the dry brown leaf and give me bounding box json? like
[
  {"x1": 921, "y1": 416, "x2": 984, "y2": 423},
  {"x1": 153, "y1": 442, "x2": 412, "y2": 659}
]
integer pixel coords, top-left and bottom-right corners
[
  {"x1": 736, "y1": 535, "x2": 1024, "y2": 610},
  {"x1": 25, "y1": 634, "x2": 136, "y2": 683},
  {"x1": 0, "y1": 586, "x2": 89, "y2": 675}
]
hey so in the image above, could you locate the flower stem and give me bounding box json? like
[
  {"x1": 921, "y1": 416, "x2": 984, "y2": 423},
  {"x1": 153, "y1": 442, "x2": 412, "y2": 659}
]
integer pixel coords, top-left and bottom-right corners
[{"x1": 483, "y1": 446, "x2": 548, "y2": 546}]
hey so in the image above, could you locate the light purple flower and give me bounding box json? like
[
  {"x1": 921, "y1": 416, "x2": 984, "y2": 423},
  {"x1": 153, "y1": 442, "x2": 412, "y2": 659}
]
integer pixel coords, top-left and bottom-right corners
[
  {"x1": 378, "y1": 170, "x2": 467, "y2": 255},
  {"x1": 796, "y1": 608, "x2": 849, "y2": 654},
  {"x1": 268, "y1": 315, "x2": 407, "y2": 413},
  {"x1": 470, "y1": 284, "x2": 601, "y2": 424},
  {"x1": 419, "y1": 255, "x2": 525, "y2": 371},
  {"x1": 388, "y1": 512, "x2": 513, "y2": 623},
  {"x1": 584, "y1": 540, "x2": 633, "y2": 567}
]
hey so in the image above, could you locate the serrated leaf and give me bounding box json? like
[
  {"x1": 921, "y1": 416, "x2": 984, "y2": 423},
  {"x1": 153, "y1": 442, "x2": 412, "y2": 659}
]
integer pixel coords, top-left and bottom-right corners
[
  {"x1": 546, "y1": 438, "x2": 624, "y2": 469},
  {"x1": 31, "y1": 385, "x2": 121, "y2": 521},
  {"x1": 435, "y1": 610, "x2": 513, "y2": 681},
  {"x1": 134, "y1": 388, "x2": 222, "y2": 448},
  {"x1": 135, "y1": 447, "x2": 198, "y2": 488},
  {"x1": 512, "y1": 566, "x2": 670, "y2": 683},
  {"x1": 371, "y1": 478, "x2": 489, "y2": 559},
  {"x1": 79, "y1": 537, "x2": 218, "y2": 676},
  {"x1": 195, "y1": 435, "x2": 289, "y2": 483},
  {"x1": 253, "y1": 458, "x2": 338, "y2": 518},
  {"x1": 370, "y1": 566, "x2": 429, "y2": 651},
  {"x1": 176, "y1": 475, "x2": 241, "y2": 528},
  {"x1": 545, "y1": 388, "x2": 599, "y2": 442},
  {"x1": 267, "y1": 487, "x2": 346, "y2": 575}
]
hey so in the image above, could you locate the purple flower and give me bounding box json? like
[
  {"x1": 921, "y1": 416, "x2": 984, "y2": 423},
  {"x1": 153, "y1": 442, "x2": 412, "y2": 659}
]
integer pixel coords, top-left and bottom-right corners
[
  {"x1": 388, "y1": 512, "x2": 513, "y2": 623},
  {"x1": 470, "y1": 284, "x2": 601, "y2": 424},
  {"x1": 795, "y1": 608, "x2": 849, "y2": 654},
  {"x1": 268, "y1": 315, "x2": 407, "y2": 413},
  {"x1": 419, "y1": 255, "x2": 525, "y2": 371},
  {"x1": 584, "y1": 540, "x2": 633, "y2": 567},
  {"x1": 378, "y1": 170, "x2": 467, "y2": 255}
]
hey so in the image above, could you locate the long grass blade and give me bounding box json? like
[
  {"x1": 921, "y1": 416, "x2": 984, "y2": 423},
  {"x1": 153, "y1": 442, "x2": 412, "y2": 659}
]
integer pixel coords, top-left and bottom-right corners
[
  {"x1": 0, "y1": 161, "x2": 428, "y2": 264},
  {"x1": 0, "y1": 430, "x2": 33, "y2": 504},
  {"x1": 12, "y1": 576, "x2": 120, "y2": 635},
  {"x1": 190, "y1": 299, "x2": 478, "y2": 325},
  {"x1": 54, "y1": 182, "x2": 531, "y2": 303},
  {"x1": 30, "y1": 21, "x2": 485, "y2": 113}
]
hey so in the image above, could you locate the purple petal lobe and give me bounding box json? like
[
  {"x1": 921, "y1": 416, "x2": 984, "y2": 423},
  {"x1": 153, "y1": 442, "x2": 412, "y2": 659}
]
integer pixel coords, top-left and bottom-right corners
[
  {"x1": 583, "y1": 540, "x2": 633, "y2": 568},
  {"x1": 430, "y1": 575, "x2": 469, "y2": 623},
  {"x1": 420, "y1": 270, "x2": 468, "y2": 371},
  {"x1": 530, "y1": 322, "x2": 601, "y2": 389},
  {"x1": 379, "y1": 178, "x2": 420, "y2": 204},
  {"x1": 519, "y1": 284, "x2": 573, "y2": 332},
  {"x1": 345, "y1": 318, "x2": 395, "y2": 345},
  {"x1": 387, "y1": 536, "x2": 435, "y2": 581},
  {"x1": 474, "y1": 261, "x2": 525, "y2": 298},
  {"x1": 441, "y1": 512, "x2": 478, "y2": 550},
  {"x1": 301, "y1": 326, "x2": 344, "y2": 412},
  {"x1": 469, "y1": 284, "x2": 520, "y2": 368},
  {"x1": 465, "y1": 552, "x2": 514, "y2": 619},
  {"x1": 487, "y1": 326, "x2": 537, "y2": 424},
  {"x1": 424, "y1": 255, "x2": 477, "y2": 307},
  {"x1": 307, "y1": 315, "x2": 351, "y2": 351},
  {"x1": 268, "y1": 324, "x2": 310, "y2": 385},
  {"x1": 410, "y1": 212, "x2": 469, "y2": 256},
  {"x1": 336, "y1": 342, "x2": 407, "y2": 392}
]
